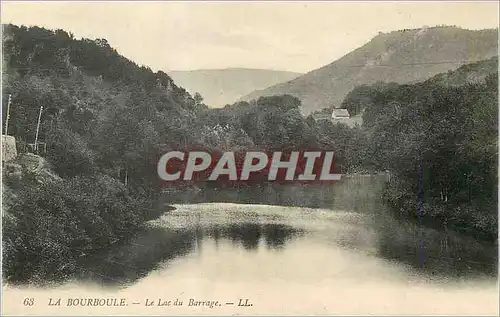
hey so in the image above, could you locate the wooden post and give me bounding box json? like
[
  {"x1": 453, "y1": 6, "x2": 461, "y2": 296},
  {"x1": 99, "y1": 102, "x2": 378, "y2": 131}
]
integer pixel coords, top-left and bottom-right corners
[
  {"x1": 4, "y1": 94, "x2": 12, "y2": 135},
  {"x1": 34, "y1": 105, "x2": 43, "y2": 153}
]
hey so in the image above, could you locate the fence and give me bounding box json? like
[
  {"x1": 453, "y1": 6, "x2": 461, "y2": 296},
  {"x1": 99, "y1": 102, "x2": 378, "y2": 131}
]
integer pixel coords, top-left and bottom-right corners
[{"x1": 15, "y1": 139, "x2": 47, "y2": 156}]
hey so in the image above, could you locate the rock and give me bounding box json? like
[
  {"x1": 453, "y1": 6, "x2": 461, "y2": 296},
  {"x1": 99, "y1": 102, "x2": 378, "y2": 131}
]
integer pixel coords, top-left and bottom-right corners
[
  {"x1": 16, "y1": 153, "x2": 62, "y2": 183},
  {"x1": 2, "y1": 135, "x2": 17, "y2": 162},
  {"x1": 2, "y1": 154, "x2": 62, "y2": 216}
]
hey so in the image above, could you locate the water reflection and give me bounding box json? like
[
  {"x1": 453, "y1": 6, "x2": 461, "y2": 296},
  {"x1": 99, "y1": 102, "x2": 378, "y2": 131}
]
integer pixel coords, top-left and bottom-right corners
[
  {"x1": 76, "y1": 228, "x2": 196, "y2": 287},
  {"x1": 75, "y1": 172, "x2": 497, "y2": 289},
  {"x1": 161, "y1": 175, "x2": 387, "y2": 210},
  {"x1": 373, "y1": 214, "x2": 498, "y2": 278},
  {"x1": 76, "y1": 221, "x2": 303, "y2": 287},
  {"x1": 205, "y1": 223, "x2": 303, "y2": 251}
]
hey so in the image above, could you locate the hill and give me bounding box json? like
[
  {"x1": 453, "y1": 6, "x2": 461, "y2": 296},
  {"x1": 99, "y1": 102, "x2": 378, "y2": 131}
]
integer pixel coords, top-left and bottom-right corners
[
  {"x1": 241, "y1": 26, "x2": 498, "y2": 114},
  {"x1": 2, "y1": 24, "x2": 208, "y2": 170},
  {"x1": 1, "y1": 23, "x2": 209, "y2": 283},
  {"x1": 169, "y1": 68, "x2": 301, "y2": 107},
  {"x1": 321, "y1": 55, "x2": 498, "y2": 242},
  {"x1": 341, "y1": 57, "x2": 499, "y2": 117}
]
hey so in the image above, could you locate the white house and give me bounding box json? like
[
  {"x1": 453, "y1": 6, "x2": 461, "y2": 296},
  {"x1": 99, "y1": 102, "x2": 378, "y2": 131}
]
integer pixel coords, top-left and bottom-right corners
[{"x1": 331, "y1": 108, "x2": 350, "y2": 120}]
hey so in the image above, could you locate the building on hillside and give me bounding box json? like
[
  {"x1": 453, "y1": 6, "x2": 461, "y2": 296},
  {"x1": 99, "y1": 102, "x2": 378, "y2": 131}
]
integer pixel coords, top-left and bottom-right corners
[{"x1": 331, "y1": 108, "x2": 350, "y2": 121}]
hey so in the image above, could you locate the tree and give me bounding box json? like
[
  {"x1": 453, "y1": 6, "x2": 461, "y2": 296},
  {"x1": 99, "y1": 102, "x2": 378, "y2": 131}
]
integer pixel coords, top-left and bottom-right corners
[{"x1": 194, "y1": 92, "x2": 204, "y2": 105}]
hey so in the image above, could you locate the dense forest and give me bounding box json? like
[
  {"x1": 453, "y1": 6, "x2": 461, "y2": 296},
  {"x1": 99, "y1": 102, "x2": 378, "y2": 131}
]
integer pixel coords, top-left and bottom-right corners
[
  {"x1": 1, "y1": 24, "x2": 498, "y2": 284},
  {"x1": 355, "y1": 66, "x2": 497, "y2": 242},
  {"x1": 332, "y1": 58, "x2": 498, "y2": 241},
  {"x1": 2, "y1": 24, "x2": 206, "y2": 283}
]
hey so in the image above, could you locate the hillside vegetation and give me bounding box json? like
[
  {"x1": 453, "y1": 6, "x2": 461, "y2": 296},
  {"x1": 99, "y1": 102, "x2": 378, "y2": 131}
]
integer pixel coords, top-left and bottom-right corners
[
  {"x1": 338, "y1": 58, "x2": 498, "y2": 242},
  {"x1": 342, "y1": 57, "x2": 499, "y2": 116},
  {"x1": 2, "y1": 24, "x2": 208, "y2": 283}
]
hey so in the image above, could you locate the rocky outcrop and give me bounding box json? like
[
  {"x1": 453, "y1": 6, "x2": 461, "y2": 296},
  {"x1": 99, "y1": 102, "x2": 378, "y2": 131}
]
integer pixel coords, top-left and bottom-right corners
[
  {"x1": 2, "y1": 135, "x2": 17, "y2": 162},
  {"x1": 2, "y1": 154, "x2": 62, "y2": 215}
]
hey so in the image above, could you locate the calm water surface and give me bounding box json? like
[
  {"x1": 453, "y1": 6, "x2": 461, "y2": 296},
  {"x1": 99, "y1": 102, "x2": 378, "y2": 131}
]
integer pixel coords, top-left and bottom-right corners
[{"x1": 3, "y1": 178, "x2": 498, "y2": 315}]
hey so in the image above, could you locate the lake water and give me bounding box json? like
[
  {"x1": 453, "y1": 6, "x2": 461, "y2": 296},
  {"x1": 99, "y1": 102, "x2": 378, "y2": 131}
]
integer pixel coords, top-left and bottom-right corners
[{"x1": 2, "y1": 177, "x2": 498, "y2": 315}]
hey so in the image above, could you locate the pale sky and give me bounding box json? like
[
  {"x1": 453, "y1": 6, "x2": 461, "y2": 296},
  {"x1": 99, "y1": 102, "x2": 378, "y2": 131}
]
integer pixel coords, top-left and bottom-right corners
[{"x1": 1, "y1": 1, "x2": 499, "y2": 73}]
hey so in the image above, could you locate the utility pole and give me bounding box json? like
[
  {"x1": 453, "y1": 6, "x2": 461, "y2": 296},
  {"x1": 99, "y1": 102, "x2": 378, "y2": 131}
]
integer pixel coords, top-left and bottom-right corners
[
  {"x1": 34, "y1": 105, "x2": 43, "y2": 153},
  {"x1": 4, "y1": 94, "x2": 12, "y2": 135}
]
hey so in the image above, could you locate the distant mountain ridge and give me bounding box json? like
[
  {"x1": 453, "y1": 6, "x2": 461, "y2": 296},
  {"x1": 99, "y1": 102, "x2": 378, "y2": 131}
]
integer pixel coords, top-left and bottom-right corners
[
  {"x1": 241, "y1": 26, "x2": 498, "y2": 114},
  {"x1": 168, "y1": 68, "x2": 301, "y2": 107}
]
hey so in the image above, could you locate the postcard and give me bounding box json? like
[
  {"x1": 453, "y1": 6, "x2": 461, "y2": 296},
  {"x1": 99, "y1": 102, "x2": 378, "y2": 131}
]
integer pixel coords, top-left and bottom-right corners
[{"x1": 1, "y1": 1, "x2": 498, "y2": 315}]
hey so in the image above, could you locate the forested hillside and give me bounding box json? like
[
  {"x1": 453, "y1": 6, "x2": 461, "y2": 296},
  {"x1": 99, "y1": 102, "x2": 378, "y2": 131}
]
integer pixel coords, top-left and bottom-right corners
[
  {"x1": 341, "y1": 57, "x2": 499, "y2": 116},
  {"x1": 2, "y1": 24, "x2": 208, "y2": 283},
  {"x1": 242, "y1": 26, "x2": 498, "y2": 114},
  {"x1": 337, "y1": 58, "x2": 498, "y2": 242},
  {"x1": 2, "y1": 24, "x2": 210, "y2": 184}
]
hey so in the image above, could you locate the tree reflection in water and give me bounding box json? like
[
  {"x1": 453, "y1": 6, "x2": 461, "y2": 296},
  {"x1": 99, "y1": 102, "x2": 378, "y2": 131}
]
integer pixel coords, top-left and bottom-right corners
[
  {"x1": 76, "y1": 227, "x2": 197, "y2": 287},
  {"x1": 76, "y1": 222, "x2": 302, "y2": 287},
  {"x1": 205, "y1": 223, "x2": 303, "y2": 251}
]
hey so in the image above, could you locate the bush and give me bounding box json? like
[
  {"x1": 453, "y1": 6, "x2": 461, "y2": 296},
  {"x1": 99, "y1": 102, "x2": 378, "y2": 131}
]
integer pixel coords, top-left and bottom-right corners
[{"x1": 2, "y1": 173, "x2": 147, "y2": 284}]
